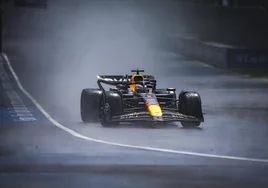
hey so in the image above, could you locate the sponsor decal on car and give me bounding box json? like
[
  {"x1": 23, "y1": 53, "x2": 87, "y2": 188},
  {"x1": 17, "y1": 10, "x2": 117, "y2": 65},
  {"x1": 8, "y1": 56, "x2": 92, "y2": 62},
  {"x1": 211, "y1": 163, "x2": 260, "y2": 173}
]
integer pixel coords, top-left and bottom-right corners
[
  {"x1": 120, "y1": 112, "x2": 138, "y2": 119},
  {"x1": 146, "y1": 94, "x2": 153, "y2": 98},
  {"x1": 97, "y1": 76, "x2": 130, "y2": 82}
]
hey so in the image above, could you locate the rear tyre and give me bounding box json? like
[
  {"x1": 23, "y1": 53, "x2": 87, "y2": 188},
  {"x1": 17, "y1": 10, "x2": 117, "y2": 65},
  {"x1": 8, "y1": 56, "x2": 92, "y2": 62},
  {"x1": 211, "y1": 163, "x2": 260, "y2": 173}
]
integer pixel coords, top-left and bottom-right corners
[
  {"x1": 80, "y1": 88, "x2": 102, "y2": 123},
  {"x1": 178, "y1": 91, "x2": 203, "y2": 128}
]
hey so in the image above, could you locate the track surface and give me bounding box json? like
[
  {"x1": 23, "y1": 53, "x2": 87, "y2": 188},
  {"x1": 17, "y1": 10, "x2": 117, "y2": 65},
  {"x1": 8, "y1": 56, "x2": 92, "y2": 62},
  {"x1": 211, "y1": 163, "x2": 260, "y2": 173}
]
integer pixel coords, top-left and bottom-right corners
[{"x1": 1, "y1": 0, "x2": 268, "y2": 187}]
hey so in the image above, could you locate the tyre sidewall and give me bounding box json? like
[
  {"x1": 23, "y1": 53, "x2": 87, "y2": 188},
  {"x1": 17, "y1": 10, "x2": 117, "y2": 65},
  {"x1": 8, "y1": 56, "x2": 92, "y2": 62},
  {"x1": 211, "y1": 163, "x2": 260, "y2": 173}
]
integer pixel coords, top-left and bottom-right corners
[
  {"x1": 178, "y1": 91, "x2": 203, "y2": 127},
  {"x1": 81, "y1": 89, "x2": 102, "y2": 122}
]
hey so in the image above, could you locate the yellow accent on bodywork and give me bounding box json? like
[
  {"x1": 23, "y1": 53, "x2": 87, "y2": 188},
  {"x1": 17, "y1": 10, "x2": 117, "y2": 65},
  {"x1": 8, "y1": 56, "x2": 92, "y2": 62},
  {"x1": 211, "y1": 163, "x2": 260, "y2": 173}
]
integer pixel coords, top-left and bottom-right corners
[
  {"x1": 130, "y1": 74, "x2": 144, "y2": 92},
  {"x1": 130, "y1": 84, "x2": 136, "y2": 93},
  {"x1": 147, "y1": 105, "x2": 163, "y2": 117}
]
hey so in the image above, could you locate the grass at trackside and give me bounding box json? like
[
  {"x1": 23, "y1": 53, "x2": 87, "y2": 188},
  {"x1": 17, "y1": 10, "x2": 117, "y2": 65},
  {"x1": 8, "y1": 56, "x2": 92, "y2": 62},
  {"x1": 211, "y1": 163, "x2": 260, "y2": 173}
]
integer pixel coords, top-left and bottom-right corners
[{"x1": 228, "y1": 68, "x2": 268, "y2": 79}]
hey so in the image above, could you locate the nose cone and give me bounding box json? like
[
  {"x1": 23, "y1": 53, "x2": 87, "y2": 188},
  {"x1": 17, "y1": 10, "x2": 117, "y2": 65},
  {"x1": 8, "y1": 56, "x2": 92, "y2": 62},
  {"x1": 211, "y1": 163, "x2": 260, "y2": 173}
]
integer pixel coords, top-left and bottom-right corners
[{"x1": 147, "y1": 104, "x2": 163, "y2": 117}]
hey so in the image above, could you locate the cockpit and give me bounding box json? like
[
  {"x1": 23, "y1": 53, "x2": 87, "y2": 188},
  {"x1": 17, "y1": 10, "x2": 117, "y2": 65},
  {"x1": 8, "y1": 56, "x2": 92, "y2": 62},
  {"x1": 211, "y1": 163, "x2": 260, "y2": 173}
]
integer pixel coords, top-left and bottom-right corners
[
  {"x1": 132, "y1": 75, "x2": 144, "y2": 82},
  {"x1": 129, "y1": 74, "x2": 144, "y2": 93},
  {"x1": 114, "y1": 69, "x2": 155, "y2": 94}
]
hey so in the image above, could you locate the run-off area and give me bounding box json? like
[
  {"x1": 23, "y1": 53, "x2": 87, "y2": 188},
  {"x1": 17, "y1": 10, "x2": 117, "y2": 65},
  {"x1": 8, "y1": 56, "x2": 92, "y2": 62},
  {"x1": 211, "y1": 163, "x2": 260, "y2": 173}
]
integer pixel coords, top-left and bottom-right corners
[
  {"x1": 5, "y1": 90, "x2": 36, "y2": 122},
  {"x1": 0, "y1": 56, "x2": 46, "y2": 124}
]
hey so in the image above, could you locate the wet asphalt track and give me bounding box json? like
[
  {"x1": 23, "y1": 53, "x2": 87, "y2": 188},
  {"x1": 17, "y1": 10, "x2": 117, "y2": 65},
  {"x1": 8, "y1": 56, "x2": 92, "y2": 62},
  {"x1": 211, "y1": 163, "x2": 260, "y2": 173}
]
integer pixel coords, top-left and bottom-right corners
[{"x1": 1, "y1": 0, "x2": 268, "y2": 187}]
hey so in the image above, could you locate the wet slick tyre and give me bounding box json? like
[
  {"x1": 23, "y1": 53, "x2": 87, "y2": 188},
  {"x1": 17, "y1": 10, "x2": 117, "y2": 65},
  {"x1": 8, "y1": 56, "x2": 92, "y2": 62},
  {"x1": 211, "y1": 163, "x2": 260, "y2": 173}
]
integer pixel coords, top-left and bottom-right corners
[
  {"x1": 178, "y1": 91, "x2": 203, "y2": 128},
  {"x1": 80, "y1": 89, "x2": 102, "y2": 123}
]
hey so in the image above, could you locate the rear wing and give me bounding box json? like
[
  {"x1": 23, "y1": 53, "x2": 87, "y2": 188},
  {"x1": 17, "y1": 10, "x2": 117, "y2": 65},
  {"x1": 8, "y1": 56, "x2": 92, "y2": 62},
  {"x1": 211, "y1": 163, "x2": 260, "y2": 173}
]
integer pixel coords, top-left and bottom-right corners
[
  {"x1": 97, "y1": 75, "x2": 156, "y2": 92},
  {"x1": 97, "y1": 75, "x2": 130, "y2": 85},
  {"x1": 97, "y1": 75, "x2": 155, "y2": 85}
]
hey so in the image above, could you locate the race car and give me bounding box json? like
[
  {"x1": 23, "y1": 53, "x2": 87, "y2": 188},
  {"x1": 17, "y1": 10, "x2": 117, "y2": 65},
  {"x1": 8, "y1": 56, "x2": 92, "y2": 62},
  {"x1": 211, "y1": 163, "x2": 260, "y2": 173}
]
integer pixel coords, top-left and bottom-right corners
[{"x1": 80, "y1": 69, "x2": 204, "y2": 128}]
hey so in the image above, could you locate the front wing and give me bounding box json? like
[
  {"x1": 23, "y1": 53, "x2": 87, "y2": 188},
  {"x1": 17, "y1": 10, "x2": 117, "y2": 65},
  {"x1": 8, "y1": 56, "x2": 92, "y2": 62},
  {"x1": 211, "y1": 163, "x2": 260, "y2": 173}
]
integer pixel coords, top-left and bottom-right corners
[{"x1": 109, "y1": 111, "x2": 203, "y2": 123}]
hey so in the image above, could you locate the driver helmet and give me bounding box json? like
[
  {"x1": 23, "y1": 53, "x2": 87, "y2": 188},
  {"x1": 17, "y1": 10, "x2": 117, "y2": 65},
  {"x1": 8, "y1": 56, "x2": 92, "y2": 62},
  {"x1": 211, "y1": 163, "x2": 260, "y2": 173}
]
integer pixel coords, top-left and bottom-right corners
[{"x1": 135, "y1": 84, "x2": 144, "y2": 93}]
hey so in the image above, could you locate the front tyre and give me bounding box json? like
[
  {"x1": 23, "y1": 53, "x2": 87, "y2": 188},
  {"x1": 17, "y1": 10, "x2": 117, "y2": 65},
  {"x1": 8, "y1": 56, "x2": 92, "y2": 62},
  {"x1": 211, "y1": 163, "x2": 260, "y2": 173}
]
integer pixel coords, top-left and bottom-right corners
[
  {"x1": 178, "y1": 91, "x2": 203, "y2": 128},
  {"x1": 99, "y1": 97, "x2": 120, "y2": 127},
  {"x1": 181, "y1": 121, "x2": 201, "y2": 127}
]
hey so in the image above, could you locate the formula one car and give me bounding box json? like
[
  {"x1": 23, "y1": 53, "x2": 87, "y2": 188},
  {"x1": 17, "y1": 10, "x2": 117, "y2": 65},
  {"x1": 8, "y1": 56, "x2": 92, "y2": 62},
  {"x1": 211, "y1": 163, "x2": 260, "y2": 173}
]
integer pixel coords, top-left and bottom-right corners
[{"x1": 80, "y1": 69, "x2": 204, "y2": 127}]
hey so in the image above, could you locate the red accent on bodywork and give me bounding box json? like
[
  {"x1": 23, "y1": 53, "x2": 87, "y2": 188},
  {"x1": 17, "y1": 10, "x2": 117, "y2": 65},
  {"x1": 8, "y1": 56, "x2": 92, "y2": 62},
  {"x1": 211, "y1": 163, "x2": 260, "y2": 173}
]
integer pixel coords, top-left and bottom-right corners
[
  {"x1": 147, "y1": 95, "x2": 152, "y2": 98},
  {"x1": 145, "y1": 102, "x2": 159, "y2": 108}
]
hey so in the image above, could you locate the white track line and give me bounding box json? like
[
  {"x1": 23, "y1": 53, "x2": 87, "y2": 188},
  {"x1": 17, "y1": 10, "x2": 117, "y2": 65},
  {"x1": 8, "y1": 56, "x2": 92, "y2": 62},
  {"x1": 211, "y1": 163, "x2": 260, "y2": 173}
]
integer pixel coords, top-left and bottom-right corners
[{"x1": 3, "y1": 53, "x2": 268, "y2": 163}]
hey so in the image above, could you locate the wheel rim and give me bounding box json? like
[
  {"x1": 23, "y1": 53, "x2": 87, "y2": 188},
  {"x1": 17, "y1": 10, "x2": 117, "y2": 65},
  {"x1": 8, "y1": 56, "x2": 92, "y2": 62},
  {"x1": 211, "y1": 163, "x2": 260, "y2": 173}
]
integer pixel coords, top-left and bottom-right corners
[
  {"x1": 100, "y1": 99, "x2": 109, "y2": 121},
  {"x1": 100, "y1": 100, "x2": 104, "y2": 119}
]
